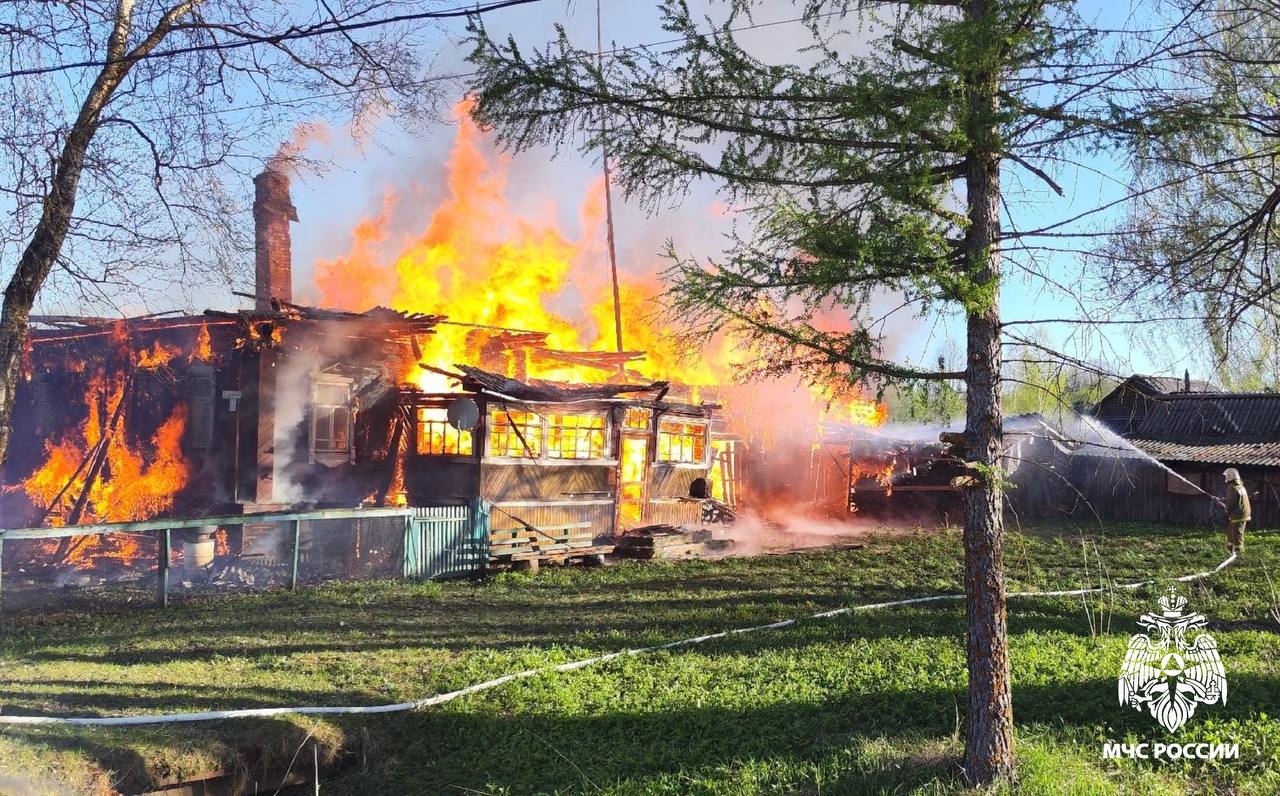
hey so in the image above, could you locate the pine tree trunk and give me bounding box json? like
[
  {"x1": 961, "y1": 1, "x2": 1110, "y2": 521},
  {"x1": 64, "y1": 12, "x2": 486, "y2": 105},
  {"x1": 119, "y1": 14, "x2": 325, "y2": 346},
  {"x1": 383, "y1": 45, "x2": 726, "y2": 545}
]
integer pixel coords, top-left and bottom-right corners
[{"x1": 960, "y1": 0, "x2": 1015, "y2": 784}]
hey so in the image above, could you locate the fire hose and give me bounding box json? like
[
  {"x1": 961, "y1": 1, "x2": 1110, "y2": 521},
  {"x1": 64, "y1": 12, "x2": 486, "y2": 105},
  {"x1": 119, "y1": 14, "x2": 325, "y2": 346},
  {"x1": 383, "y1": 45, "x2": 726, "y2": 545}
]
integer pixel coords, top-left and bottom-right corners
[{"x1": 0, "y1": 553, "x2": 1237, "y2": 726}]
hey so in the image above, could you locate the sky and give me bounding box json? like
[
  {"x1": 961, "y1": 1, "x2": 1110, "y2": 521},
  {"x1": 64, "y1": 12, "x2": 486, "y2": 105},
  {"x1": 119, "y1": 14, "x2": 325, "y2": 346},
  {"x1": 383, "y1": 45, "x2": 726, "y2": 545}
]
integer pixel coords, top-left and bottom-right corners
[{"x1": 26, "y1": 0, "x2": 1204, "y2": 382}]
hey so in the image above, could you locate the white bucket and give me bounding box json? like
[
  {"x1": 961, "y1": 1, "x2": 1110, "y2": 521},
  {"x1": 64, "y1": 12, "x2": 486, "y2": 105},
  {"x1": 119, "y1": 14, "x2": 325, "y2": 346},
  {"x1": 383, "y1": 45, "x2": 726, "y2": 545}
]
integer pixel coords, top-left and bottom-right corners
[{"x1": 184, "y1": 537, "x2": 216, "y2": 571}]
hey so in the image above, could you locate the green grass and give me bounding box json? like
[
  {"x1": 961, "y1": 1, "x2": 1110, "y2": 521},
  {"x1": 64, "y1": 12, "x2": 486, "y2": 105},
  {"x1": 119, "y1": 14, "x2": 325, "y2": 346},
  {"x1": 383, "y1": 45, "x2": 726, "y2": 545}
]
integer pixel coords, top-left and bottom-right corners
[{"x1": 1, "y1": 521, "x2": 1279, "y2": 795}]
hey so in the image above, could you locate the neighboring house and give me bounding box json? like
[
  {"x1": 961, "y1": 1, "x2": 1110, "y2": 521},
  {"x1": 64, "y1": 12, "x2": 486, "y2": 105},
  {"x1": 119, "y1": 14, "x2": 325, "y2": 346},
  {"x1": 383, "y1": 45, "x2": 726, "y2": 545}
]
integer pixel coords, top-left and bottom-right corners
[
  {"x1": 1093, "y1": 375, "x2": 1280, "y2": 526},
  {"x1": 1093, "y1": 373, "x2": 1223, "y2": 435}
]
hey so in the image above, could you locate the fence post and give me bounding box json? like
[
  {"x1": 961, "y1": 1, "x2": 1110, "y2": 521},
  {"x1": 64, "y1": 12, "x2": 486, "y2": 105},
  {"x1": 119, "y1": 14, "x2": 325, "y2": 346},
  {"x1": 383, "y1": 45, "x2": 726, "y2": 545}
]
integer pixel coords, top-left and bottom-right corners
[
  {"x1": 402, "y1": 513, "x2": 415, "y2": 580},
  {"x1": 158, "y1": 529, "x2": 170, "y2": 608},
  {"x1": 290, "y1": 519, "x2": 301, "y2": 590},
  {"x1": 471, "y1": 497, "x2": 490, "y2": 575},
  {"x1": 0, "y1": 532, "x2": 6, "y2": 624}
]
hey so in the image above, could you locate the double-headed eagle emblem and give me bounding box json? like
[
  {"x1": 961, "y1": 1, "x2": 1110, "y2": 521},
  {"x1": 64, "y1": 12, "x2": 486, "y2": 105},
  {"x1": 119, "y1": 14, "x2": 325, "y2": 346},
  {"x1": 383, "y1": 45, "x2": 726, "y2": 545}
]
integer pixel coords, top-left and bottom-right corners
[{"x1": 1118, "y1": 586, "x2": 1227, "y2": 732}]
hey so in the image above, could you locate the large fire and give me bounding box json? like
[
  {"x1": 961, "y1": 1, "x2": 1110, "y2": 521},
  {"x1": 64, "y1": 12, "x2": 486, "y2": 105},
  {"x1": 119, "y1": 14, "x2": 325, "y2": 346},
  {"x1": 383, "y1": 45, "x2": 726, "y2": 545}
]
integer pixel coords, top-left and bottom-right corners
[
  {"x1": 21, "y1": 348, "x2": 191, "y2": 566},
  {"x1": 312, "y1": 99, "x2": 886, "y2": 429},
  {"x1": 23, "y1": 370, "x2": 190, "y2": 526}
]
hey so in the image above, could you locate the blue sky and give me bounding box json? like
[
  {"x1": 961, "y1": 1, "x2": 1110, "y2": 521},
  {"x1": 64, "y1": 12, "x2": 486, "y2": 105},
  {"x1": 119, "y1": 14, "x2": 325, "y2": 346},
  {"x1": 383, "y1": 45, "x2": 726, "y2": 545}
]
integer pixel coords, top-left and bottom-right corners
[{"x1": 31, "y1": 0, "x2": 1203, "y2": 381}]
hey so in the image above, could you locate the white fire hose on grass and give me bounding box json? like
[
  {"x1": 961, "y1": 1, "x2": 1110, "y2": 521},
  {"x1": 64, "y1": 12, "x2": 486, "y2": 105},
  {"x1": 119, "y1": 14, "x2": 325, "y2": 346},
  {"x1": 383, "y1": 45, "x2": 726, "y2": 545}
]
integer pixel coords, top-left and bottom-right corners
[{"x1": 0, "y1": 553, "x2": 1237, "y2": 727}]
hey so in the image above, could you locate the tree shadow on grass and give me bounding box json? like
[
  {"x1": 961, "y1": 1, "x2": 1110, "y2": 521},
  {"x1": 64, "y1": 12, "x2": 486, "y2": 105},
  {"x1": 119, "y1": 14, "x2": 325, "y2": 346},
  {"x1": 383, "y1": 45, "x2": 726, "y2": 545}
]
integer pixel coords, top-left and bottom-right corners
[
  {"x1": 3, "y1": 592, "x2": 1115, "y2": 677},
  {"x1": 334, "y1": 671, "x2": 1280, "y2": 794}
]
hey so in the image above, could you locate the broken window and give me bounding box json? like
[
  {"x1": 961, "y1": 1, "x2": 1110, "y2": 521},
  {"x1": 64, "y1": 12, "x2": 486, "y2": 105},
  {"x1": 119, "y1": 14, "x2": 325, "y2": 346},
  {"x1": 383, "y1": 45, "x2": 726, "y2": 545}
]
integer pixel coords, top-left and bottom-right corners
[
  {"x1": 488, "y1": 408, "x2": 542, "y2": 458},
  {"x1": 416, "y1": 407, "x2": 473, "y2": 456},
  {"x1": 657, "y1": 419, "x2": 707, "y2": 464},
  {"x1": 546, "y1": 413, "x2": 607, "y2": 460},
  {"x1": 709, "y1": 438, "x2": 740, "y2": 504},
  {"x1": 311, "y1": 377, "x2": 353, "y2": 465}
]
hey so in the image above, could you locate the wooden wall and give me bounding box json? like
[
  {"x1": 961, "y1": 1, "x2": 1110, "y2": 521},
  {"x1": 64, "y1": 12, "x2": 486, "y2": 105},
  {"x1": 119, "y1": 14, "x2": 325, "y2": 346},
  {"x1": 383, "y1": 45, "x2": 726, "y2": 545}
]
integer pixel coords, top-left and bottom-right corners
[
  {"x1": 480, "y1": 462, "x2": 613, "y2": 501},
  {"x1": 405, "y1": 457, "x2": 480, "y2": 505},
  {"x1": 649, "y1": 463, "x2": 706, "y2": 500}
]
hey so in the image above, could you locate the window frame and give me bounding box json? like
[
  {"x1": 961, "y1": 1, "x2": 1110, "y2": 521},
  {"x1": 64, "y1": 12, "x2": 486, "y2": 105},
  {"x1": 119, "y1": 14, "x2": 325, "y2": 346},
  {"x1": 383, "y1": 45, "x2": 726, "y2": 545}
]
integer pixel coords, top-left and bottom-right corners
[
  {"x1": 656, "y1": 417, "x2": 709, "y2": 467},
  {"x1": 414, "y1": 405, "x2": 475, "y2": 457},
  {"x1": 483, "y1": 404, "x2": 614, "y2": 463},
  {"x1": 309, "y1": 375, "x2": 355, "y2": 466}
]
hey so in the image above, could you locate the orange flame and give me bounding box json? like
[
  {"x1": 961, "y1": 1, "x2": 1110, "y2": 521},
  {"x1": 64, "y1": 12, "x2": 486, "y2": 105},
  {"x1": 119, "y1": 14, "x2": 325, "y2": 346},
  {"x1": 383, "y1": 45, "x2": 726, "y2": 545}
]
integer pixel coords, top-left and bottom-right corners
[
  {"x1": 22, "y1": 372, "x2": 190, "y2": 536},
  {"x1": 137, "y1": 340, "x2": 182, "y2": 369},
  {"x1": 192, "y1": 323, "x2": 214, "y2": 363},
  {"x1": 313, "y1": 98, "x2": 885, "y2": 421}
]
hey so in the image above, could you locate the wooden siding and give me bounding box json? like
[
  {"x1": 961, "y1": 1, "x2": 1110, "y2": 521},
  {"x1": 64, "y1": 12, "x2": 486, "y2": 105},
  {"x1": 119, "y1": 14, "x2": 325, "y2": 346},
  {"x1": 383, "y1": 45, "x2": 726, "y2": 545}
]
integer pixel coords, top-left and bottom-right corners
[
  {"x1": 644, "y1": 498, "x2": 703, "y2": 527},
  {"x1": 480, "y1": 462, "x2": 613, "y2": 502},
  {"x1": 406, "y1": 457, "x2": 482, "y2": 505},
  {"x1": 489, "y1": 499, "x2": 616, "y2": 545},
  {"x1": 648, "y1": 463, "x2": 708, "y2": 499}
]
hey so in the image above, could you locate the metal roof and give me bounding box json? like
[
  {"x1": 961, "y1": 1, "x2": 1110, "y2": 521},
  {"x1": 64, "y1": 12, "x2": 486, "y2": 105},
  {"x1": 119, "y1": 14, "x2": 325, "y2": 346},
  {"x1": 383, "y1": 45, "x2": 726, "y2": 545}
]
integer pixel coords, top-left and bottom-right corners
[
  {"x1": 1105, "y1": 391, "x2": 1280, "y2": 466},
  {"x1": 1126, "y1": 393, "x2": 1280, "y2": 441},
  {"x1": 1125, "y1": 439, "x2": 1280, "y2": 467}
]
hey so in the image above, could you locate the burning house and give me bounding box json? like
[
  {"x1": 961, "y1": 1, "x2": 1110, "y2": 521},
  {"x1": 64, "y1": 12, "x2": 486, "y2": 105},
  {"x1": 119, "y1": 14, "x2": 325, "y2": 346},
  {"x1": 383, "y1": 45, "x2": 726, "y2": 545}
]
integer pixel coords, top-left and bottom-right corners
[
  {"x1": 1, "y1": 166, "x2": 738, "y2": 587},
  {"x1": 806, "y1": 420, "x2": 965, "y2": 523}
]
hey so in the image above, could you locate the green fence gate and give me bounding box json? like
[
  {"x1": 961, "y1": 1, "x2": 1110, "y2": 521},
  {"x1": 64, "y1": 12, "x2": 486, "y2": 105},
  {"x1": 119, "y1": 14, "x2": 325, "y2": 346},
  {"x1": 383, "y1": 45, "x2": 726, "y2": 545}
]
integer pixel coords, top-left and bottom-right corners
[{"x1": 403, "y1": 498, "x2": 490, "y2": 580}]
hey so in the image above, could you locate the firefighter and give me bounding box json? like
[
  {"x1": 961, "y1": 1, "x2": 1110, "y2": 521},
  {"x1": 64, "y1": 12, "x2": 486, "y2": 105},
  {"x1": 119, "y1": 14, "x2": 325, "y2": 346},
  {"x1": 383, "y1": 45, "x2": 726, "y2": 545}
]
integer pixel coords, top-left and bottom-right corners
[{"x1": 1222, "y1": 467, "x2": 1251, "y2": 555}]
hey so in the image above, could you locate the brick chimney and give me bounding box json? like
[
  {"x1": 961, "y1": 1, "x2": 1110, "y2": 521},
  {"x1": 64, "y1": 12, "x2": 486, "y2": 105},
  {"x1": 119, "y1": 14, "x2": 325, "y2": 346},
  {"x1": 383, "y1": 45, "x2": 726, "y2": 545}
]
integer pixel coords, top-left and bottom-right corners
[{"x1": 253, "y1": 168, "x2": 298, "y2": 311}]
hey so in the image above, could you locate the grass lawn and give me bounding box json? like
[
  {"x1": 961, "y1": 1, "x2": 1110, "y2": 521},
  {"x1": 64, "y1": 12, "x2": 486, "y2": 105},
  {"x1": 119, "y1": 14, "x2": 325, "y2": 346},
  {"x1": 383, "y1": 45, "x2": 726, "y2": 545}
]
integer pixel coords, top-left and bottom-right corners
[{"x1": 1, "y1": 520, "x2": 1279, "y2": 795}]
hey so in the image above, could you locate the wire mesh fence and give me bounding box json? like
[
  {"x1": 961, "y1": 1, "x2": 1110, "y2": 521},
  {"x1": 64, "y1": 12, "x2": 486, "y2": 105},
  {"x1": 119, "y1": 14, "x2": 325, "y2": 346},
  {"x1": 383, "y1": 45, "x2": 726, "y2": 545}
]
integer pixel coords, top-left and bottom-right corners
[{"x1": 0, "y1": 506, "x2": 486, "y2": 616}]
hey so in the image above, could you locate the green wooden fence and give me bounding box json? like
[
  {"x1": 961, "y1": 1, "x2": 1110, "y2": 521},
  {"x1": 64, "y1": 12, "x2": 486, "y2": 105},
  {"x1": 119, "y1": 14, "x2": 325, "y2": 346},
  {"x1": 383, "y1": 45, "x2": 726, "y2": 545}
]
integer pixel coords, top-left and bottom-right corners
[{"x1": 403, "y1": 498, "x2": 490, "y2": 579}]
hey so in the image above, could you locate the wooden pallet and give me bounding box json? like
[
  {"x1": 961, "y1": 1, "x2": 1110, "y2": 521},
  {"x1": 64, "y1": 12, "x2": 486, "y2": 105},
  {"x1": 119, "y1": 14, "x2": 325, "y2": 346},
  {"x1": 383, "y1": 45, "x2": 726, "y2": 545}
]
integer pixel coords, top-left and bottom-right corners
[{"x1": 489, "y1": 521, "x2": 611, "y2": 566}]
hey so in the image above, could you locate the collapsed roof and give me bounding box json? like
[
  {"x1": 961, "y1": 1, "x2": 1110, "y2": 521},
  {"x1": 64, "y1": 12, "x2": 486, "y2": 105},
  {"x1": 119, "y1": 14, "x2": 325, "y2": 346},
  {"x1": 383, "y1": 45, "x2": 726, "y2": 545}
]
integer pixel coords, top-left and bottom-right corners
[{"x1": 454, "y1": 364, "x2": 670, "y2": 403}]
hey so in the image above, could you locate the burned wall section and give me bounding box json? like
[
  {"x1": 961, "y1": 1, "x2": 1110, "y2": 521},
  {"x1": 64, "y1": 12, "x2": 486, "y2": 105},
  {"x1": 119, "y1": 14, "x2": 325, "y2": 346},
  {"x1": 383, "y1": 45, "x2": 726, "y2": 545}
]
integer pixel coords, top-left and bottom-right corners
[
  {"x1": 3, "y1": 319, "x2": 242, "y2": 528},
  {"x1": 235, "y1": 314, "x2": 414, "y2": 509}
]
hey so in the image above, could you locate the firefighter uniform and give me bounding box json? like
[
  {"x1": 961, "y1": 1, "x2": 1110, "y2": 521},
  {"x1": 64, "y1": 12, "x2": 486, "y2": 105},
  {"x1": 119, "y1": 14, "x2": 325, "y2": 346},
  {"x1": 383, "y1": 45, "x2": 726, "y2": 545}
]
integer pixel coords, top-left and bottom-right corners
[{"x1": 1223, "y1": 468, "x2": 1250, "y2": 554}]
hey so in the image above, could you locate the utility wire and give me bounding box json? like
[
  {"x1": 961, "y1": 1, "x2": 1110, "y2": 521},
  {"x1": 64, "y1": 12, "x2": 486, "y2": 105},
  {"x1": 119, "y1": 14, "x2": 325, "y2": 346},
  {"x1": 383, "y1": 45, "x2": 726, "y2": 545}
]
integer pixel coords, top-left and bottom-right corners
[
  {"x1": 0, "y1": 0, "x2": 545, "y2": 81},
  {"x1": 0, "y1": 9, "x2": 853, "y2": 141}
]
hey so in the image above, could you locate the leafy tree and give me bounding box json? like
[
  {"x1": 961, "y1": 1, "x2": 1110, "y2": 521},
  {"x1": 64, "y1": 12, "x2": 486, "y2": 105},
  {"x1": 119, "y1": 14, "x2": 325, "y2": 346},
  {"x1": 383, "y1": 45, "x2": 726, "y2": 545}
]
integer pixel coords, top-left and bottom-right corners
[
  {"x1": 466, "y1": 0, "x2": 1177, "y2": 783},
  {"x1": 1102, "y1": 0, "x2": 1280, "y2": 381},
  {"x1": 893, "y1": 354, "x2": 965, "y2": 423},
  {"x1": 1003, "y1": 338, "x2": 1114, "y2": 417}
]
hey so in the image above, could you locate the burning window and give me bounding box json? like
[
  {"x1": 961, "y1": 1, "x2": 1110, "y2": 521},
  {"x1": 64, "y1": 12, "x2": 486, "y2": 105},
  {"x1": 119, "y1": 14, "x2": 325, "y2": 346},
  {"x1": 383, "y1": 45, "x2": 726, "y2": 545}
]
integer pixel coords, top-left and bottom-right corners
[
  {"x1": 311, "y1": 377, "x2": 353, "y2": 465},
  {"x1": 488, "y1": 409, "x2": 543, "y2": 458},
  {"x1": 416, "y1": 407, "x2": 474, "y2": 456},
  {"x1": 622, "y1": 407, "x2": 651, "y2": 431},
  {"x1": 546, "y1": 413, "x2": 607, "y2": 460},
  {"x1": 657, "y1": 419, "x2": 707, "y2": 464}
]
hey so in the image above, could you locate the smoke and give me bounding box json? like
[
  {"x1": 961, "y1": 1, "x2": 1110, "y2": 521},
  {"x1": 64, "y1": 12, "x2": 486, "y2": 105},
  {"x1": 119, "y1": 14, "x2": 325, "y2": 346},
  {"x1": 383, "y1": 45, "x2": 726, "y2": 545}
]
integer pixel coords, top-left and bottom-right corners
[
  {"x1": 266, "y1": 121, "x2": 333, "y2": 176},
  {"x1": 1007, "y1": 411, "x2": 1212, "y2": 497},
  {"x1": 724, "y1": 503, "x2": 923, "y2": 557},
  {"x1": 269, "y1": 319, "x2": 396, "y2": 503}
]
